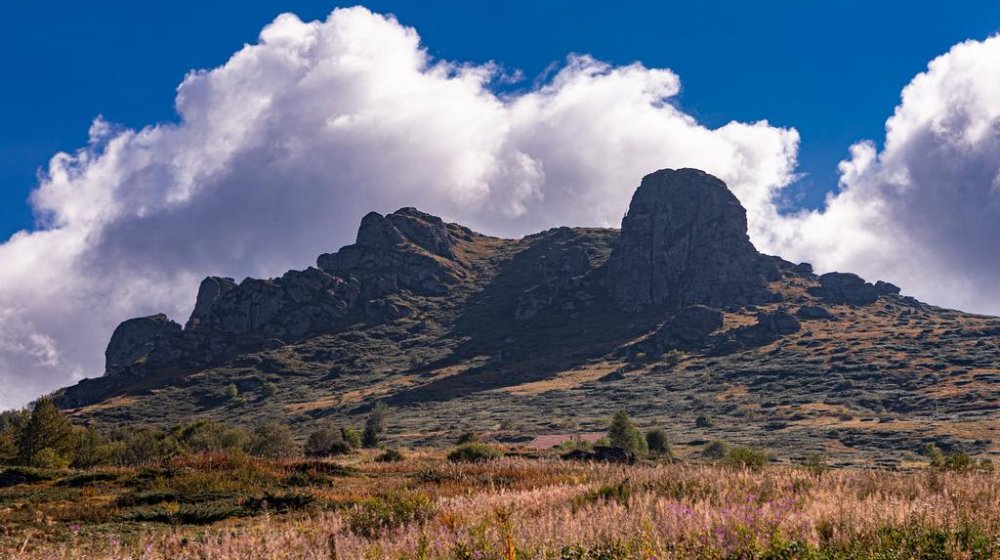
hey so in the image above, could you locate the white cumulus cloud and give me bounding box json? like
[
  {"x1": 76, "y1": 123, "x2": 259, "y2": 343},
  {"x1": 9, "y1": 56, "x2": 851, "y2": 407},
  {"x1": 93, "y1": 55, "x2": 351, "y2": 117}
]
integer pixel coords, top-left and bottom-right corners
[{"x1": 0, "y1": 6, "x2": 998, "y2": 411}]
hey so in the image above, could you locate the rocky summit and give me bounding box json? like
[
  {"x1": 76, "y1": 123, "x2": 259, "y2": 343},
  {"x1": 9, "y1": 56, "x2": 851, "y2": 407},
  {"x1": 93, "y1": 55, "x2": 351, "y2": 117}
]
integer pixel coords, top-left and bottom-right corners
[{"x1": 54, "y1": 168, "x2": 1000, "y2": 467}]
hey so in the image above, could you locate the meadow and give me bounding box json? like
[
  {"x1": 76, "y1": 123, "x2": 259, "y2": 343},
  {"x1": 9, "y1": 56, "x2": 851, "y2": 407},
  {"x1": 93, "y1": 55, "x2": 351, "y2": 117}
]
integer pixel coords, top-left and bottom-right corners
[{"x1": 3, "y1": 450, "x2": 999, "y2": 560}]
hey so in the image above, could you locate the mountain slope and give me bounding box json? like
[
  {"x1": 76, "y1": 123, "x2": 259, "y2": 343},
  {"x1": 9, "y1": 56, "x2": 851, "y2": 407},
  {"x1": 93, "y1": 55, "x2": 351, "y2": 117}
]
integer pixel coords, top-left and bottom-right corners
[{"x1": 53, "y1": 169, "x2": 1000, "y2": 466}]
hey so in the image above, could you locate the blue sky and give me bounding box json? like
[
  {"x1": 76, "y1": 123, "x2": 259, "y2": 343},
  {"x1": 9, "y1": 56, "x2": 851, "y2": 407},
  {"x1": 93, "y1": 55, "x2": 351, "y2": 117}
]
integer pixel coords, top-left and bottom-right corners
[{"x1": 3, "y1": 1, "x2": 999, "y2": 239}]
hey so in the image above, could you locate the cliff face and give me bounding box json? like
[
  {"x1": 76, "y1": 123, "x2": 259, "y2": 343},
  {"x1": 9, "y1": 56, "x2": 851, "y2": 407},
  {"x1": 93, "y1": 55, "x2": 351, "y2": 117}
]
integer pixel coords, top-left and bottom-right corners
[
  {"x1": 53, "y1": 168, "x2": 1000, "y2": 467},
  {"x1": 607, "y1": 169, "x2": 779, "y2": 311}
]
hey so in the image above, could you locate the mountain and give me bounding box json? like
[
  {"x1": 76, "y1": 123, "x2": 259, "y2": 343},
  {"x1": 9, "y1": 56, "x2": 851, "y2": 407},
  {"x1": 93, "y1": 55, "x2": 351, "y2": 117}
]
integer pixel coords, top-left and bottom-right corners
[{"x1": 53, "y1": 168, "x2": 1000, "y2": 466}]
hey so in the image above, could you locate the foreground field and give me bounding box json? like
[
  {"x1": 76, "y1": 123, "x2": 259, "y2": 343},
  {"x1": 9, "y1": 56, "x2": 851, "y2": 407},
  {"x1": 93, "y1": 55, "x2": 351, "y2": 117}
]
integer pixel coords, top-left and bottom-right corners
[{"x1": 3, "y1": 451, "x2": 1000, "y2": 559}]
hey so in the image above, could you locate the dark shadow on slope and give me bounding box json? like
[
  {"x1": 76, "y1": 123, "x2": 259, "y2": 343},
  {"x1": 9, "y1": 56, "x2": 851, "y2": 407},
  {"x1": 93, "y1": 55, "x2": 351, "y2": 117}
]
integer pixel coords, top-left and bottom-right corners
[{"x1": 387, "y1": 227, "x2": 663, "y2": 404}]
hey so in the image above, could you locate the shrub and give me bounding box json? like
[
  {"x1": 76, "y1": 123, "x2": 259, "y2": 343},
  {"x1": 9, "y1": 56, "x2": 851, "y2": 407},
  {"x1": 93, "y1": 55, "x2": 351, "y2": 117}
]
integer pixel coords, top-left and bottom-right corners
[
  {"x1": 246, "y1": 421, "x2": 300, "y2": 459},
  {"x1": 695, "y1": 415, "x2": 713, "y2": 428},
  {"x1": 347, "y1": 491, "x2": 435, "y2": 537},
  {"x1": 72, "y1": 427, "x2": 118, "y2": 468},
  {"x1": 362, "y1": 402, "x2": 390, "y2": 448},
  {"x1": 305, "y1": 422, "x2": 351, "y2": 457},
  {"x1": 375, "y1": 448, "x2": 404, "y2": 463},
  {"x1": 447, "y1": 443, "x2": 503, "y2": 463},
  {"x1": 117, "y1": 427, "x2": 177, "y2": 466},
  {"x1": 723, "y1": 445, "x2": 768, "y2": 471},
  {"x1": 262, "y1": 382, "x2": 278, "y2": 397},
  {"x1": 224, "y1": 384, "x2": 239, "y2": 401},
  {"x1": 32, "y1": 447, "x2": 71, "y2": 469},
  {"x1": 341, "y1": 428, "x2": 363, "y2": 449},
  {"x1": 607, "y1": 410, "x2": 647, "y2": 457},
  {"x1": 701, "y1": 439, "x2": 728, "y2": 460},
  {"x1": 644, "y1": 429, "x2": 672, "y2": 458}
]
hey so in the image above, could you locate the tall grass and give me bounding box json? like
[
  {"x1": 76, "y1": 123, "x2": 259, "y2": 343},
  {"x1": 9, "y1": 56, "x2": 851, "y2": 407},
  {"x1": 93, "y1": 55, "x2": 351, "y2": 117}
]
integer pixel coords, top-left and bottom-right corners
[{"x1": 7, "y1": 458, "x2": 1000, "y2": 559}]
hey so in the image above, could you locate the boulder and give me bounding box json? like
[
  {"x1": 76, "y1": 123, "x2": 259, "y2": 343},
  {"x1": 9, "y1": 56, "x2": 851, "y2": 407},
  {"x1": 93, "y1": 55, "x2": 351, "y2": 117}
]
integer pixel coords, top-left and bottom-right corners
[
  {"x1": 607, "y1": 168, "x2": 774, "y2": 311},
  {"x1": 796, "y1": 305, "x2": 833, "y2": 320},
  {"x1": 810, "y1": 272, "x2": 898, "y2": 305},
  {"x1": 104, "y1": 314, "x2": 182, "y2": 375},
  {"x1": 756, "y1": 308, "x2": 801, "y2": 335}
]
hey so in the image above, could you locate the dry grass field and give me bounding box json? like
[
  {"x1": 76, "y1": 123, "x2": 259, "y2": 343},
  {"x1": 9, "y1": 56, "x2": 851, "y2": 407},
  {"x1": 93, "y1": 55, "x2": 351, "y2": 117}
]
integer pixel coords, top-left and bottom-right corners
[{"x1": 3, "y1": 450, "x2": 1000, "y2": 559}]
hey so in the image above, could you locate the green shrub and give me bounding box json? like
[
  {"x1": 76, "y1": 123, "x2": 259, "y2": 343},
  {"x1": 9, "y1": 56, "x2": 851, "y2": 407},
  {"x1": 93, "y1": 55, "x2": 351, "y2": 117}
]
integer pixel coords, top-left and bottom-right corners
[
  {"x1": 347, "y1": 491, "x2": 435, "y2": 537},
  {"x1": 695, "y1": 415, "x2": 713, "y2": 428},
  {"x1": 701, "y1": 439, "x2": 728, "y2": 460},
  {"x1": 644, "y1": 429, "x2": 672, "y2": 458},
  {"x1": 305, "y1": 421, "x2": 351, "y2": 457},
  {"x1": 362, "y1": 402, "x2": 390, "y2": 448},
  {"x1": 375, "y1": 448, "x2": 404, "y2": 463},
  {"x1": 341, "y1": 428, "x2": 363, "y2": 449},
  {"x1": 723, "y1": 445, "x2": 768, "y2": 471},
  {"x1": 32, "y1": 447, "x2": 71, "y2": 469},
  {"x1": 607, "y1": 411, "x2": 647, "y2": 457},
  {"x1": 447, "y1": 443, "x2": 503, "y2": 463},
  {"x1": 246, "y1": 421, "x2": 300, "y2": 459}
]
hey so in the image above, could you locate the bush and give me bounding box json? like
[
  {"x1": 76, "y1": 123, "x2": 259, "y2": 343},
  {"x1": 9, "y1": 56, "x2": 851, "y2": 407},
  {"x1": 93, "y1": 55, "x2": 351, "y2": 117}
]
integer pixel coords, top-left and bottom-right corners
[
  {"x1": 305, "y1": 422, "x2": 351, "y2": 457},
  {"x1": 644, "y1": 429, "x2": 672, "y2": 458},
  {"x1": 246, "y1": 421, "x2": 300, "y2": 459},
  {"x1": 803, "y1": 452, "x2": 828, "y2": 475},
  {"x1": 701, "y1": 439, "x2": 728, "y2": 460},
  {"x1": 362, "y1": 402, "x2": 390, "y2": 448},
  {"x1": 347, "y1": 491, "x2": 435, "y2": 537},
  {"x1": 607, "y1": 411, "x2": 647, "y2": 457},
  {"x1": 32, "y1": 447, "x2": 71, "y2": 469},
  {"x1": 342, "y1": 428, "x2": 363, "y2": 449},
  {"x1": 723, "y1": 445, "x2": 768, "y2": 471},
  {"x1": 375, "y1": 448, "x2": 404, "y2": 463},
  {"x1": 695, "y1": 415, "x2": 713, "y2": 428},
  {"x1": 447, "y1": 443, "x2": 503, "y2": 463}
]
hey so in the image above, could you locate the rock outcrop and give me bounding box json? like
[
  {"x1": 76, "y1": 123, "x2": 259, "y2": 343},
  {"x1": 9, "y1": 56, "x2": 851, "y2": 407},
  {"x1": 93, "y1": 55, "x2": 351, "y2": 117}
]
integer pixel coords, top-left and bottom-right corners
[
  {"x1": 607, "y1": 168, "x2": 776, "y2": 311},
  {"x1": 810, "y1": 272, "x2": 900, "y2": 306},
  {"x1": 105, "y1": 315, "x2": 182, "y2": 375},
  {"x1": 656, "y1": 305, "x2": 725, "y2": 347}
]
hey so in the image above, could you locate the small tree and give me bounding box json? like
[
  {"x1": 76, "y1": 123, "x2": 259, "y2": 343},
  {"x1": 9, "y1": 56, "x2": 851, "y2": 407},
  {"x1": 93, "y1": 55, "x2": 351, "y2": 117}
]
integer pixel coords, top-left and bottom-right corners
[
  {"x1": 73, "y1": 426, "x2": 118, "y2": 468},
  {"x1": 362, "y1": 402, "x2": 390, "y2": 448},
  {"x1": 607, "y1": 410, "x2": 647, "y2": 457},
  {"x1": 18, "y1": 398, "x2": 75, "y2": 466},
  {"x1": 645, "y1": 429, "x2": 672, "y2": 458},
  {"x1": 247, "y1": 421, "x2": 300, "y2": 459},
  {"x1": 0, "y1": 409, "x2": 28, "y2": 465}
]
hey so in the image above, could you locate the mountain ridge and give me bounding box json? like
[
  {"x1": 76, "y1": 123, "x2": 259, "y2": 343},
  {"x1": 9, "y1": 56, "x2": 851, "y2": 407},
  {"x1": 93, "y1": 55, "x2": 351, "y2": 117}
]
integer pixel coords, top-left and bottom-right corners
[{"x1": 52, "y1": 168, "x2": 1000, "y2": 467}]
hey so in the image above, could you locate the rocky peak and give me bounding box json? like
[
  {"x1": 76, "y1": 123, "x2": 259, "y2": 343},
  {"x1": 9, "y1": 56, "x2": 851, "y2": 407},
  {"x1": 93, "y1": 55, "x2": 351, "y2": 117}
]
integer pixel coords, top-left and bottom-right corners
[
  {"x1": 607, "y1": 168, "x2": 776, "y2": 311},
  {"x1": 185, "y1": 276, "x2": 237, "y2": 330},
  {"x1": 105, "y1": 314, "x2": 182, "y2": 375}
]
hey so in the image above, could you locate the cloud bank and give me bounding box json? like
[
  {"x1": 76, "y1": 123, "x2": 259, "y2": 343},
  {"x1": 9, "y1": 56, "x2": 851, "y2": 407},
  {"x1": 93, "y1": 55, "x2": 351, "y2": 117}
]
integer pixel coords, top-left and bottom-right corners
[{"x1": 1, "y1": 7, "x2": 998, "y2": 410}]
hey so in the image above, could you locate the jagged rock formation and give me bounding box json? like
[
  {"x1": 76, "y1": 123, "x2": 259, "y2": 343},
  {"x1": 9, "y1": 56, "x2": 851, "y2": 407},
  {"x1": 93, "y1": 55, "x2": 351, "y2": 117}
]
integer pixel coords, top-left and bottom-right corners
[
  {"x1": 105, "y1": 315, "x2": 182, "y2": 375},
  {"x1": 53, "y1": 167, "x2": 1000, "y2": 468},
  {"x1": 607, "y1": 169, "x2": 778, "y2": 311}
]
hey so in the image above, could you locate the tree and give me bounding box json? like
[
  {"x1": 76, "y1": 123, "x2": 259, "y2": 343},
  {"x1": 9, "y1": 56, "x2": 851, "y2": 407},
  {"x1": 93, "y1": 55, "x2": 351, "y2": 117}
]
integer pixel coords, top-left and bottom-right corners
[
  {"x1": 645, "y1": 429, "x2": 672, "y2": 458},
  {"x1": 305, "y1": 421, "x2": 351, "y2": 457},
  {"x1": 0, "y1": 409, "x2": 28, "y2": 464},
  {"x1": 73, "y1": 426, "x2": 118, "y2": 468},
  {"x1": 341, "y1": 427, "x2": 362, "y2": 449},
  {"x1": 247, "y1": 421, "x2": 300, "y2": 459},
  {"x1": 607, "y1": 410, "x2": 647, "y2": 457},
  {"x1": 362, "y1": 402, "x2": 390, "y2": 448},
  {"x1": 18, "y1": 398, "x2": 75, "y2": 466}
]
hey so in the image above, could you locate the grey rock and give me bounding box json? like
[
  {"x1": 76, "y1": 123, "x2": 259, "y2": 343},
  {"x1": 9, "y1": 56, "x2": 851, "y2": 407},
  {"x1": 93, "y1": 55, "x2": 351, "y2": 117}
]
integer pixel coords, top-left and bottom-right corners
[
  {"x1": 659, "y1": 305, "x2": 725, "y2": 346},
  {"x1": 185, "y1": 276, "x2": 237, "y2": 330},
  {"x1": 810, "y1": 272, "x2": 894, "y2": 305},
  {"x1": 757, "y1": 308, "x2": 801, "y2": 335},
  {"x1": 607, "y1": 168, "x2": 773, "y2": 311},
  {"x1": 797, "y1": 305, "x2": 833, "y2": 320},
  {"x1": 105, "y1": 314, "x2": 182, "y2": 375}
]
